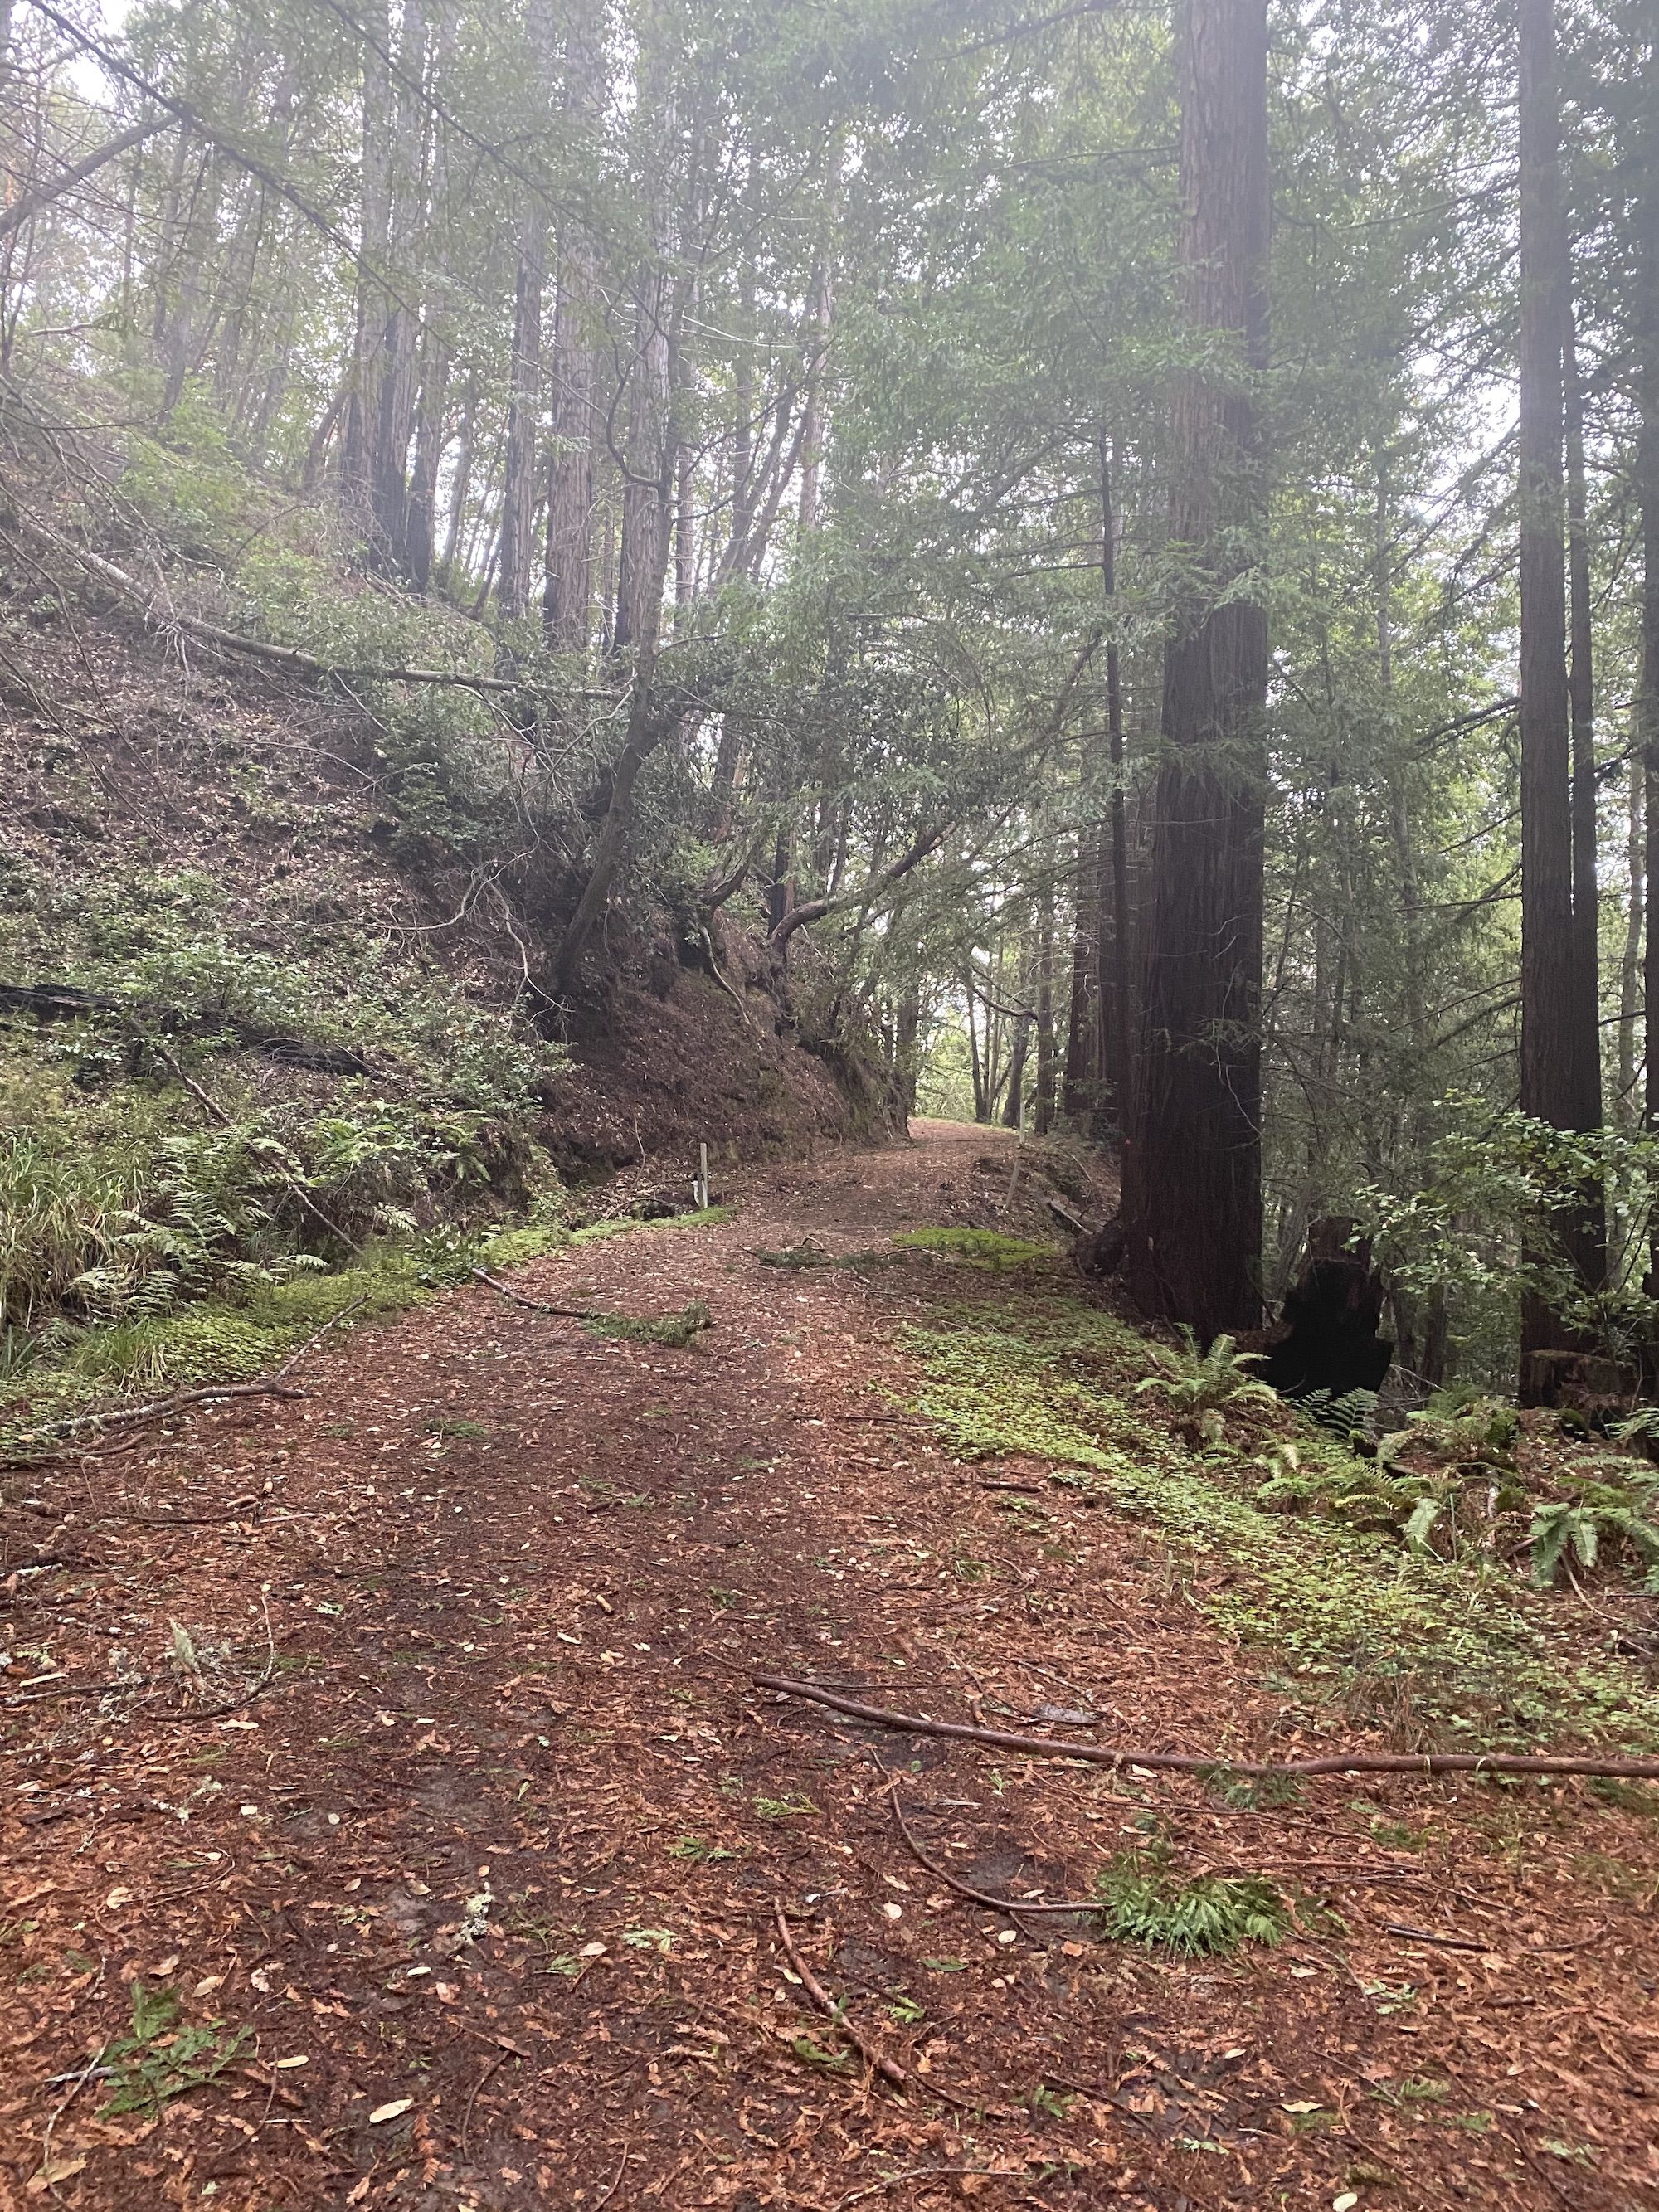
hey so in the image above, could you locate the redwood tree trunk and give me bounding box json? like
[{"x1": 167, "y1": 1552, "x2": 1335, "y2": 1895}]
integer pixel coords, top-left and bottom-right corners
[
  {"x1": 543, "y1": 0, "x2": 602, "y2": 649},
  {"x1": 1641, "y1": 35, "x2": 1659, "y2": 1311},
  {"x1": 1518, "y1": 0, "x2": 1601, "y2": 1374},
  {"x1": 1121, "y1": 0, "x2": 1270, "y2": 1343}
]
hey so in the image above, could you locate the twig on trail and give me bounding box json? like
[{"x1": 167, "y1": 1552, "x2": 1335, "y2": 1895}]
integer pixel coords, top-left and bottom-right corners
[
  {"x1": 460, "y1": 2046, "x2": 508, "y2": 2161},
  {"x1": 471, "y1": 1266, "x2": 596, "y2": 1320},
  {"x1": 773, "y1": 1907, "x2": 917, "y2": 2103},
  {"x1": 149, "y1": 1594, "x2": 280, "y2": 1727},
  {"x1": 3, "y1": 1675, "x2": 153, "y2": 1707},
  {"x1": 275, "y1": 1295, "x2": 367, "y2": 1379},
  {"x1": 36, "y1": 2041, "x2": 110, "y2": 2196},
  {"x1": 878, "y1": 1759, "x2": 1092, "y2": 1919},
  {"x1": 594, "y1": 2146, "x2": 630, "y2": 2209},
  {"x1": 1382, "y1": 1921, "x2": 1489, "y2": 1953},
  {"x1": 755, "y1": 1672, "x2": 1659, "y2": 1783},
  {"x1": 2, "y1": 1378, "x2": 307, "y2": 1462},
  {"x1": 834, "y1": 2171, "x2": 1030, "y2": 2211},
  {"x1": 772, "y1": 1906, "x2": 1004, "y2": 2118}
]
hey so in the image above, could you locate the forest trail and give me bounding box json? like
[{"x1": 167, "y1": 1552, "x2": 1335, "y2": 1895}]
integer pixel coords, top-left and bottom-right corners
[{"x1": 3, "y1": 1122, "x2": 1655, "y2": 2212}]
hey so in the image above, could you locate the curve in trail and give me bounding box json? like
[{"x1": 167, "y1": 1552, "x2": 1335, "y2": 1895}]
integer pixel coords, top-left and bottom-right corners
[{"x1": 2, "y1": 1120, "x2": 1652, "y2": 2210}]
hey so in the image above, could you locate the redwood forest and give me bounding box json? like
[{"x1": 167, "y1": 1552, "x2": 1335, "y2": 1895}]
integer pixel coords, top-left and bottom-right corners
[{"x1": 2, "y1": 0, "x2": 1659, "y2": 2206}]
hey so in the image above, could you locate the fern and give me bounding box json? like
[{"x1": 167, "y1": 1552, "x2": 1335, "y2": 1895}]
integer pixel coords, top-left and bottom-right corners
[
  {"x1": 1134, "y1": 1330, "x2": 1278, "y2": 1419},
  {"x1": 1093, "y1": 1850, "x2": 1290, "y2": 1957},
  {"x1": 1530, "y1": 1499, "x2": 1659, "y2": 1592}
]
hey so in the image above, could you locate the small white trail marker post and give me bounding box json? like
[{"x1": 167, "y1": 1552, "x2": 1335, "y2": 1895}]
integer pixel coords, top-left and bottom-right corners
[{"x1": 697, "y1": 1142, "x2": 709, "y2": 1211}]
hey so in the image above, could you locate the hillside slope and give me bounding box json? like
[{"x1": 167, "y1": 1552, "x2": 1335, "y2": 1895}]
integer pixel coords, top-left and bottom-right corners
[{"x1": 0, "y1": 536, "x2": 888, "y2": 1419}]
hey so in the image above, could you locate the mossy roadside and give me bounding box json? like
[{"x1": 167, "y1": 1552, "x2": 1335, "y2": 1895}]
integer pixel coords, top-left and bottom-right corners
[
  {"x1": 896, "y1": 1257, "x2": 1659, "y2": 1754},
  {"x1": 0, "y1": 1206, "x2": 736, "y2": 1456}
]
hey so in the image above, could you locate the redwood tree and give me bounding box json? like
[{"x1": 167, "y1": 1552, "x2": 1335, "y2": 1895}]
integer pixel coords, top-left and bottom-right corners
[
  {"x1": 1123, "y1": 0, "x2": 1271, "y2": 1344},
  {"x1": 1518, "y1": 0, "x2": 1603, "y2": 1373}
]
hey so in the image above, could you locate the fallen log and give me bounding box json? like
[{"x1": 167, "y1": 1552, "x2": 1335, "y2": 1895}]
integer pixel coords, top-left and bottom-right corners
[{"x1": 753, "y1": 1673, "x2": 1659, "y2": 1784}]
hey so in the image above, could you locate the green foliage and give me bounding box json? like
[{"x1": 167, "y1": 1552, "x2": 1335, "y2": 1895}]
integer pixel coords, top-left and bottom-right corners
[
  {"x1": 1530, "y1": 1498, "x2": 1659, "y2": 1592},
  {"x1": 583, "y1": 1299, "x2": 713, "y2": 1348},
  {"x1": 757, "y1": 1240, "x2": 833, "y2": 1269},
  {"x1": 907, "y1": 1292, "x2": 1659, "y2": 1744},
  {"x1": 1355, "y1": 1109, "x2": 1659, "y2": 1373},
  {"x1": 1093, "y1": 1836, "x2": 1290, "y2": 1957},
  {"x1": 892, "y1": 1227, "x2": 1054, "y2": 1269},
  {"x1": 1134, "y1": 1330, "x2": 1280, "y2": 1443},
  {"x1": 100, "y1": 1982, "x2": 249, "y2": 2117}
]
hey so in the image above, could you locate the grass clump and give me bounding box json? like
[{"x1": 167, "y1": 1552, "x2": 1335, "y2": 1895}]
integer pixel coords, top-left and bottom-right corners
[
  {"x1": 584, "y1": 1299, "x2": 712, "y2": 1349},
  {"x1": 893, "y1": 1226, "x2": 1054, "y2": 1269},
  {"x1": 1094, "y1": 1837, "x2": 1290, "y2": 1957}
]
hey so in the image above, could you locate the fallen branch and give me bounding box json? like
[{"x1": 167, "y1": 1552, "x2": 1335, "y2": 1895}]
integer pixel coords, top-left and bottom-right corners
[
  {"x1": 1382, "y1": 1922, "x2": 1487, "y2": 1953},
  {"x1": 275, "y1": 1295, "x2": 367, "y2": 1379},
  {"x1": 881, "y1": 1767, "x2": 1092, "y2": 1918},
  {"x1": 4, "y1": 1378, "x2": 306, "y2": 1458},
  {"x1": 17, "y1": 513, "x2": 532, "y2": 693},
  {"x1": 773, "y1": 1907, "x2": 948, "y2": 2108},
  {"x1": 471, "y1": 1266, "x2": 596, "y2": 1319},
  {"x1": 755, "y1": 1674, "x2": 1659, "y2": 1784},
  {"x1": 0, "y1": 115, "x2": 168, "y2": 241}
]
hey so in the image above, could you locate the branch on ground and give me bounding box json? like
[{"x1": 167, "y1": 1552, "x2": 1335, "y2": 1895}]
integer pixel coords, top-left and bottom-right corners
[{"x1": 755, "y1": 1674, "x2": 1659, "y2": 1784}]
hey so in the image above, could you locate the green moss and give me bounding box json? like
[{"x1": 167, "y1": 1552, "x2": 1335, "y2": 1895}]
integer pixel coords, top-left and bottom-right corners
[
  {"x1": 571, "y1": 1203, "x2": 734, "y2": 1245},
  {"x1": 583, "y1": 1299, "x2": 713, "y2": 1348},
  {"x1": 906, "y1": 1297, "x2": 1659, "y2": 1749},
  {"x1": 478, "y1": 1222, "x2": 572, "y2": 1269},
  {"x1": 893, "y1": 1226, "x2": 1056, "y2": 1268},
  {"x1": 0, "y1": 1244, "x2": 432, "y2": 1451}
]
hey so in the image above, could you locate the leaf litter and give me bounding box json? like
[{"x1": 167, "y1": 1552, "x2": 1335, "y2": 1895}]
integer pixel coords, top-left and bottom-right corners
[{"x1": 1, "y1": 1121, "x2": 1656, "y2": 2208}]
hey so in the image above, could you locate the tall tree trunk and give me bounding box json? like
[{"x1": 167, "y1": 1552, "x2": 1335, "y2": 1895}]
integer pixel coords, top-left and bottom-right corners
[
  {"x1": 406, "y1": 334, "x2": 449, "y2": 596},
  {"x1": 440, "y1": 367, "x2": 478, "y2": 581},
  {"x1": 613, "y1": 279, "x2": 671, "y2": 656},
  {"x1": 343, "y1": 2, "x2": 392, "y2": 518},
  {"x1": 797, "y1": 257, "x2": 833, "y2": 533},
  {"x1": 499, "y1": 236, "x2": 545, "y2": 615},
  {"x1": 1034, "y1": 886, "x2": 1056, "y2": 1136},
  {"x1": 1099, "y1": 435, "x2": 1134, "y2": 1138},
  {"x1": 1621, "y1": 756, "x2": 1645, "y2": 1124},
  {"x1": 1641, "y1": 30, "x2": 1659, "y2": 1313},
  {"x1": 1564, "y1": 312, "x2": 1603, "y2": 1162},
  {"x1": 1518, "y1": 0, "x2": 1600, "y2": 1375},
  {"x1": 1122, "y1": 0, "x2": 1270, "y2": 1342},
  {"x1": 1062, "y1": 824, "x2": 1098, "y2": 1122}
]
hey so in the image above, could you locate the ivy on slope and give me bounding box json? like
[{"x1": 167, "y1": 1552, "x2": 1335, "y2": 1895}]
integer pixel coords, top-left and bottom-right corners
[{"x1": 907, "y1": 1298, "x2": 1659, "y2": 1752}]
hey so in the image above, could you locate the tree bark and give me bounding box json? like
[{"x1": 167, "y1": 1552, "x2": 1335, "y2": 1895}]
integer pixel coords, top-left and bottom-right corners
[
  {"x1": 1121, "y1": 0, "x2": 1270, "y2": 1342},
  {"x1": 1640, "y1": 32, "x2": 1659, "y2": 1311},
  {"x1": 1518, "y1": 0, "x2": 1600, "y2": 1373},
  {"x1": 1099, "y1": 435, "x2": 1134, "y2": 1138},
  {"x1": 1034, "y1": 884, "x2": 1056, "y2": 1135},
  {"x1": 1061, "y1": 823, "x2": 1098, "y2": 1122}
]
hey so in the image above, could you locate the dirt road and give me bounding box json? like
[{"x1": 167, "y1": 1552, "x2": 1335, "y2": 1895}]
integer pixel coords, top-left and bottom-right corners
[{"x1": 3, "y1": 1123, "x2": 1654, "y2": 2210}]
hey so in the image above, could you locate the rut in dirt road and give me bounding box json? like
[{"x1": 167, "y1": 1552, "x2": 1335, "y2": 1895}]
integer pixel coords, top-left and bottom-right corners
[{"x1": 3, "y1": 1122, "x2": 1656, "y2": 2212}]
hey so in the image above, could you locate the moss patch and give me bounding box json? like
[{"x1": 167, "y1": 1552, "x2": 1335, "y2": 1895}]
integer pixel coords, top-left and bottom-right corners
[
  {"x1": 907, "y1": 1293, "x2": 1659, "y2": 1750},
  {"x1": 893, "y1": 1226, "x2": 1056, "y2": 1269}
]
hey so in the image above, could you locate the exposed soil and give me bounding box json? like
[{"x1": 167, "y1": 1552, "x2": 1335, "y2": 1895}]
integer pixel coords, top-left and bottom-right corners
[{"x1": 2, "y1": 1123, "x2": 1657, "y2": 2211}]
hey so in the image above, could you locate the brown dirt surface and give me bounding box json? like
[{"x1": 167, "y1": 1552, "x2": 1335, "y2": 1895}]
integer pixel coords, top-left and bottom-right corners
[{"x1": 2, "y1": 1122, "x2": 1656, "y2": 2211}]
